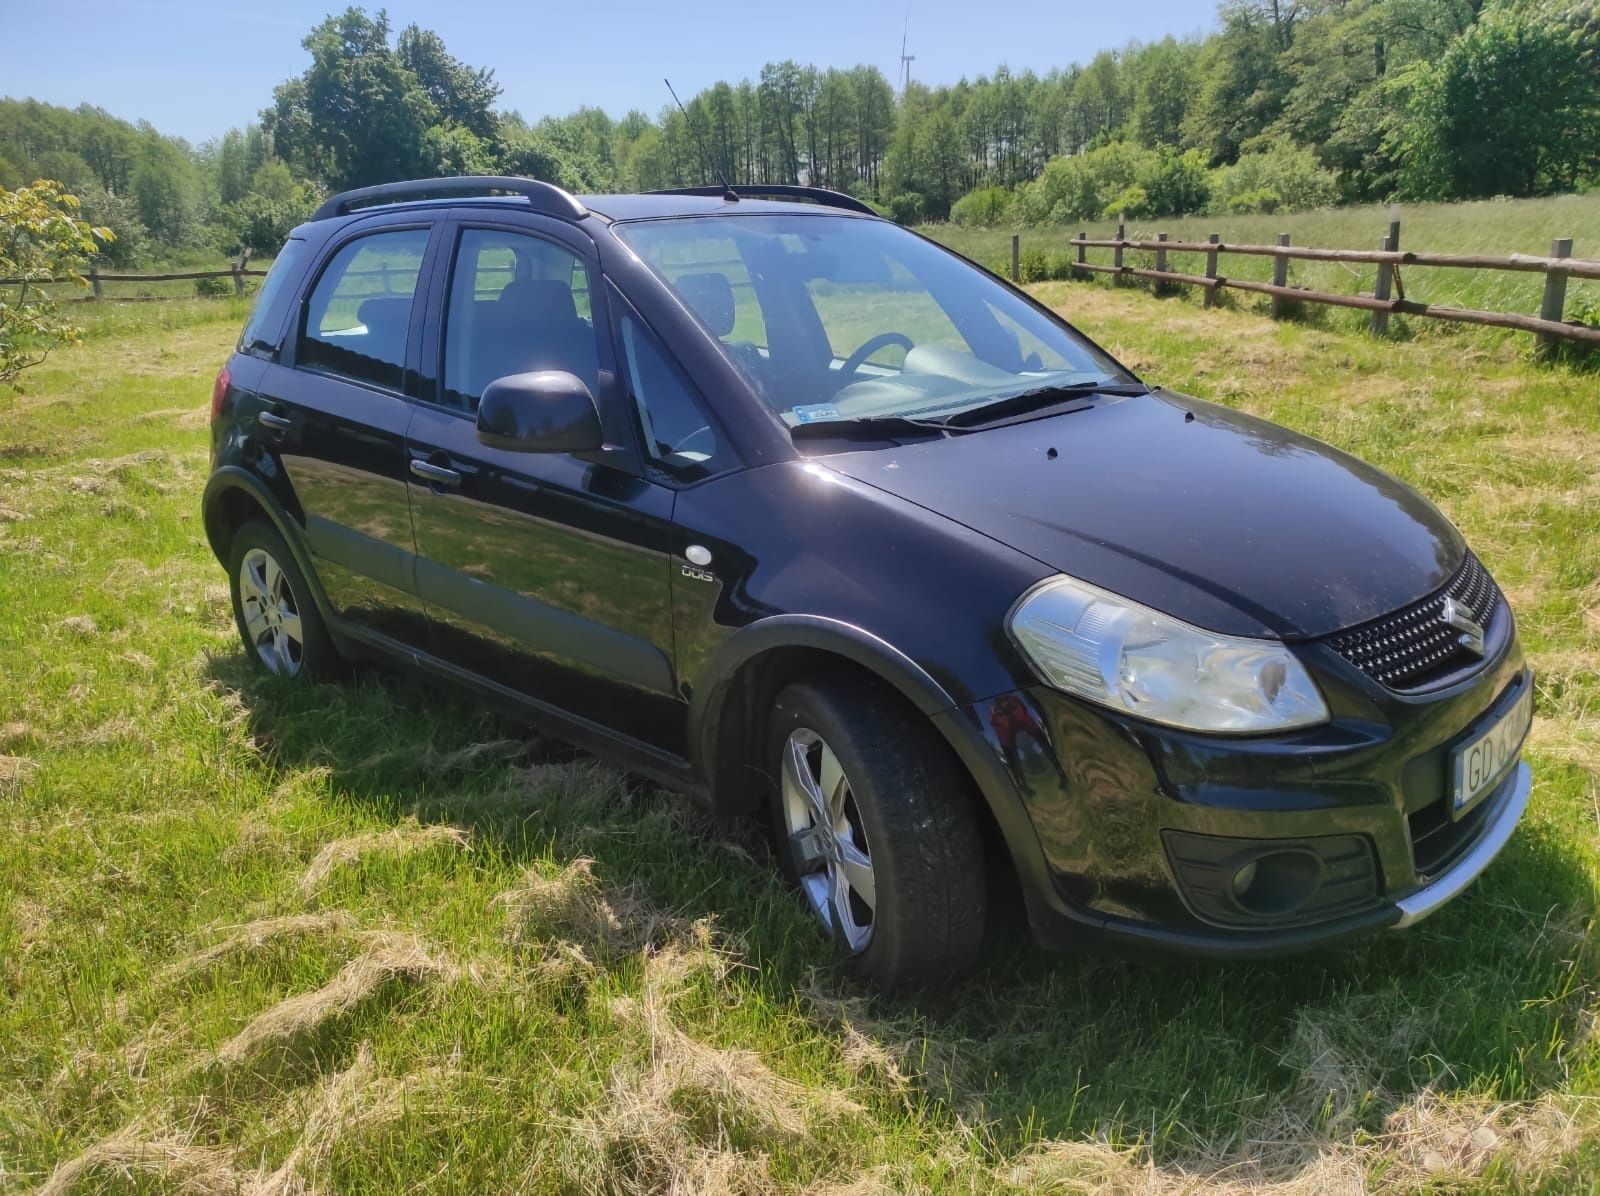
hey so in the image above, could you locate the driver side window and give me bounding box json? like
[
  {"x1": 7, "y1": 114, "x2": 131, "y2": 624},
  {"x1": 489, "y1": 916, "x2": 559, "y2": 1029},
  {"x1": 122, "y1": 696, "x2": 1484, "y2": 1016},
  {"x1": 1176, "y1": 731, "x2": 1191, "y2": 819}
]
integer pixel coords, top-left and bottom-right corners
[{"x1": 620, "y1": 314, "x2": 725, "y2": 480}]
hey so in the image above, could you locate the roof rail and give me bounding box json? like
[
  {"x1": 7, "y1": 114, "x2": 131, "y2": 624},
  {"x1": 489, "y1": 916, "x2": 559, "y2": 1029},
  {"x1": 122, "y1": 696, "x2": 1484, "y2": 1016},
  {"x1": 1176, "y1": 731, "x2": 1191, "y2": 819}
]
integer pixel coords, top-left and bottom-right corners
[
  {"x1": 648, "y1": 184, "x2": 878, "y2": 216},
  {"x1": 311, "y1": 176, "x2": 588, "y2": 223}
]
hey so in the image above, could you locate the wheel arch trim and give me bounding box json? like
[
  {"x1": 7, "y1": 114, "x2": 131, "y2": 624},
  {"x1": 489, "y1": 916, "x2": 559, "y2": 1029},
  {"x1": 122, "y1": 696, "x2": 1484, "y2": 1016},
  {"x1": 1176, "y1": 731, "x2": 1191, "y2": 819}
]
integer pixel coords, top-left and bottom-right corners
[
  {"x1": 202, "y1": 467, "x2": 339, "y2": 629},
  {"x1": 688, "y1": 614, "x2": 1058, "y2": 923}
]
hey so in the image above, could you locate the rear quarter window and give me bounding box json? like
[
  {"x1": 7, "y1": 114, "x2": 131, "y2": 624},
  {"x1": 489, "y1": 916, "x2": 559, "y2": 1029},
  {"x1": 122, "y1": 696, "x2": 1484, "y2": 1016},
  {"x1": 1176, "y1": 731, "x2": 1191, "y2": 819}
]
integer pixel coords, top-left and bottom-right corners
[{"x1": 238, "y1": 237, "x2": 310, "y2": 356}]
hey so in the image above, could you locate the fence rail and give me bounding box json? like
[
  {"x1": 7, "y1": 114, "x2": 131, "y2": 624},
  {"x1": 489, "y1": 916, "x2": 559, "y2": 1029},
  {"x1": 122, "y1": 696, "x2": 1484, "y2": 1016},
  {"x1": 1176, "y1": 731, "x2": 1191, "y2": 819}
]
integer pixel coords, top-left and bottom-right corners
[
  {"x1": 1009, "y1": 207, "x2": 1600, "y2": 352},
  {"x1": 0, "y1": 253, "x2": 266, "y2": 296}
]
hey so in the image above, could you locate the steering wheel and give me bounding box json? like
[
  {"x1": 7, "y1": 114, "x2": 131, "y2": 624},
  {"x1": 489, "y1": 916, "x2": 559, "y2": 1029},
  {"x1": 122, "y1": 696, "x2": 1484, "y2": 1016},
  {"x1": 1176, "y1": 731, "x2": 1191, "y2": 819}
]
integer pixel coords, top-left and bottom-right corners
[{"x1": 839, "y1": 331, "x2": 914, "y2": 379}]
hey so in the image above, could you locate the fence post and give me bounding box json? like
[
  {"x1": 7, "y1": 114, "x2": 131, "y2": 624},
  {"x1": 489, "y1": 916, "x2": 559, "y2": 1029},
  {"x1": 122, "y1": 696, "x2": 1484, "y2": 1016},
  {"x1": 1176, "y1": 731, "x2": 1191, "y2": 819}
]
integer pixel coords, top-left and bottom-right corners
[
  {"x1": 1155, "y1": 231, "x2": 1168, "y2": 273},
  {"x1": 1203, "y1": 233, "x2": 1219, "y2": 309},
  {"x1": 1370, "y1": 206, "x2": 1401, "y2": 335},
  {"x1": 232, "y1": 250, "x2": 250, "y2": 297},
  {"x1": 1537, "y1": 237, "x2": 1574, "y2": 358},
  {"x1": 1075, "y1": 232, "x2": 1086, "y2": 279},
  {"x1": 1371, "y1": 235, "x2": 1395, "y2": 335},
  {"x1": 1113, "y1": 221, "x2": 1125, "y2": 286},
  {"x1": 1270, "y1": 233, "x2": 1291, "y2": 320},
  {"x1": 1010, "y1": 234, "x2": 1020, "y2": 283},
  {"x1": 89, "y1": 263, "x2": 101, "y2": 301}
]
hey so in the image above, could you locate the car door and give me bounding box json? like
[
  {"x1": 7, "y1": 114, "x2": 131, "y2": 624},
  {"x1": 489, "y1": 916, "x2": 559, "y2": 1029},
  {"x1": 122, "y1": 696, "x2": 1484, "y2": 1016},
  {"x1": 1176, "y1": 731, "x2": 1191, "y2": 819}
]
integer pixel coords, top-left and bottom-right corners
[
  {"x1": 257, "y1": 218, "x2": 439, "y2": 644},
  {"x1": 405, "y1": 216, "x2": 686, "y2": 753}
]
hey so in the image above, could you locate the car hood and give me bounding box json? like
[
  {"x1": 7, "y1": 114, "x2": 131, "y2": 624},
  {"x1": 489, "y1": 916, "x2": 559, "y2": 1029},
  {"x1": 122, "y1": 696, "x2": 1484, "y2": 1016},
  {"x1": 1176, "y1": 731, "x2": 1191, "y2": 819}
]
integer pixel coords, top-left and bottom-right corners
[{"x1": 819, "y1": 391, "x2": 1465, "y2": 640}]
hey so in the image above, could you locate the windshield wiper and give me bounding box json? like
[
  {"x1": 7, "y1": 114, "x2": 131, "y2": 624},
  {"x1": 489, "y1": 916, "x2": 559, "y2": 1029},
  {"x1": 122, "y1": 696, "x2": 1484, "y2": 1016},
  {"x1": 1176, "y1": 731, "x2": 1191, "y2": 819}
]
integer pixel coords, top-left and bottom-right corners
[
  {"x1": 789, "y1": 413, "x2": 958, "y2": 440},
  {"x1": 939, "y1": 380, "x2": 1148, "y2": 428}
]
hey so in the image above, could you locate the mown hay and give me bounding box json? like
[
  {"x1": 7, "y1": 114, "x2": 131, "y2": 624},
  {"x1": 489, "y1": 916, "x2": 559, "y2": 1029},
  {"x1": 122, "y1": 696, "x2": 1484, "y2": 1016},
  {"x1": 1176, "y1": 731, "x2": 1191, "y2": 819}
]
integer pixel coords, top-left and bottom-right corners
[
  {"x1": 496, "y1": 856, "x2": 678, "y2": 958},
  {"x1": 295, "y1": 821, "x2": 470, "y2": 896},
  {"x1": 214, "y1": 935, "x2": 456, "y2": 1067}
]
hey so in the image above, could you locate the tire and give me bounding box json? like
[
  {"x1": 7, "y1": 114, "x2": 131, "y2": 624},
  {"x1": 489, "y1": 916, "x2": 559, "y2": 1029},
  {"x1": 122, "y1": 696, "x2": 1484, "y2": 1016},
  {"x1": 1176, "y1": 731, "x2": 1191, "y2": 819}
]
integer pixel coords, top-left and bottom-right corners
[
  {"x1": 227, "y1": 520, "x2": 337, "y2": 681},
  {"x1": 767, "y1": 676, "x2": 987, "y2": 989}
]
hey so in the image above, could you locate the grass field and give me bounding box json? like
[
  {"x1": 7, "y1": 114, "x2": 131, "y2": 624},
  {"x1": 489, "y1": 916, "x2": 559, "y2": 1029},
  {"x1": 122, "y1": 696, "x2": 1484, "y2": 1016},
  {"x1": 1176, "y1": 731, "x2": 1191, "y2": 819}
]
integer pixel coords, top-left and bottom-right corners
[
  {"x1": 923, "y1": 194, "x2": 1600, "y2": 343},
  {"x1": 3, "y1": 288, "x2": 1599, "y2": 1193}
]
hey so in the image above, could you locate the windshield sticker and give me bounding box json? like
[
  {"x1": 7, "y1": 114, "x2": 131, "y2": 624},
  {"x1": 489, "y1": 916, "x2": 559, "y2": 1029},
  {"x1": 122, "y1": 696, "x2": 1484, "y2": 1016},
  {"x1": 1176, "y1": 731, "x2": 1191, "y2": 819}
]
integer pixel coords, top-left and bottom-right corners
[{"x1": 793, "y1": 405, "x2": 840, "y2": 424}]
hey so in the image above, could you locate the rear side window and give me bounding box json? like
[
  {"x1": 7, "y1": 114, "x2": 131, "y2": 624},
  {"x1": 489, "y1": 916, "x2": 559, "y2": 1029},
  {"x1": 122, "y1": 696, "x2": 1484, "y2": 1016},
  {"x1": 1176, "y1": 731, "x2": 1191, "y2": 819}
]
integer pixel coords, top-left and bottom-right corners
[
  {"x1": 239, "y1": 237, "x2": 309, "y2": 356},
  {"x1": 297, "y1": 228, "x2": 431, "y2": 390}
]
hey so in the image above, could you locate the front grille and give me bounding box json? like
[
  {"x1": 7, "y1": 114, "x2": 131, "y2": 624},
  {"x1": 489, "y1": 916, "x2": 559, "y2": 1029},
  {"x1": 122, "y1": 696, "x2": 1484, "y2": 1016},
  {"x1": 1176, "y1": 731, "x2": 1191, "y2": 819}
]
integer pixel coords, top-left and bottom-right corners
[{"x1": 1326, "y1": 554, "x2": 1501, "y2": 691}]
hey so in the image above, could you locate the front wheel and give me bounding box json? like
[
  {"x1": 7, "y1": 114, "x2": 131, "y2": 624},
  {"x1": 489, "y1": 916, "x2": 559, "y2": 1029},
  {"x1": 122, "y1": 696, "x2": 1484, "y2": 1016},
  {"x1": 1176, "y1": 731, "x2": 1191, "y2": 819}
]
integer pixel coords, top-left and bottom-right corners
[
  {"x1": 227, "y1": 521, "x2": 337, "y2": 681},
  {"x1": 767, "y1": 677, "x2": 987, "y2": 989}
]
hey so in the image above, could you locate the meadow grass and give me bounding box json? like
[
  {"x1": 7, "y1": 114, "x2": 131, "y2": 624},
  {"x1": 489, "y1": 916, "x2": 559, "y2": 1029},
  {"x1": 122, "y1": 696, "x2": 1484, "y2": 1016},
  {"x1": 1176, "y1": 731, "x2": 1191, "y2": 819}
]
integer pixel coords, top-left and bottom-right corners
[
  {"x1": 2, "y1": 289, "x2": 1598, "y2": 1193},
  {"x1": 923, "y1": 193, "x2": 1600, "y2": 344}
]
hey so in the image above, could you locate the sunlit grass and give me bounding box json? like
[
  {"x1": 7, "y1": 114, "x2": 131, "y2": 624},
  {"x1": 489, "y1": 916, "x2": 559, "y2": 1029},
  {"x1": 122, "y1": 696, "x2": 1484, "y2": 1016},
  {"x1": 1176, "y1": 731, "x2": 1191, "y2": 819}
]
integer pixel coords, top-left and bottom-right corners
[{"x1": 2, "y1": 291, "x2": 1598, "y2": 1192}]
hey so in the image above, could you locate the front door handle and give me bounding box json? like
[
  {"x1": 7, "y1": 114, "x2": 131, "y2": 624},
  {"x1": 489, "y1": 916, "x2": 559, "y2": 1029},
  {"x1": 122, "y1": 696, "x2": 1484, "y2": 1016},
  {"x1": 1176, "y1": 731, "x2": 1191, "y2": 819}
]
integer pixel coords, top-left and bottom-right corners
[
  {"x1": 257, "y1": 410, "x2": 292, "y2": 431},
  {"x1": 410, "y1": 459, "x2": 462, "y2": 486}
]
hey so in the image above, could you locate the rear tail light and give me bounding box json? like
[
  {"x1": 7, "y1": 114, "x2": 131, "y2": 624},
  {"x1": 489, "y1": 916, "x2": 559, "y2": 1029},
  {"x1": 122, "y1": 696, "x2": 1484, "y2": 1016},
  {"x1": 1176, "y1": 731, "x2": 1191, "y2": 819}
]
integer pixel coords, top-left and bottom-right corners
[{"x1": 210, "y1": 364, "x2": 232, "y2": 423}]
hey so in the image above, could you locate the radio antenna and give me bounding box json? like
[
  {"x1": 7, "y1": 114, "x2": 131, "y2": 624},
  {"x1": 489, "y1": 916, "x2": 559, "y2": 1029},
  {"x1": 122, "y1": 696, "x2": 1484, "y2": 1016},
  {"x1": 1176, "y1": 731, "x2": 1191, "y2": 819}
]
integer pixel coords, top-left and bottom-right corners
[{"x1": 665, "y1": 77, "x2": 737, "y2": 201}]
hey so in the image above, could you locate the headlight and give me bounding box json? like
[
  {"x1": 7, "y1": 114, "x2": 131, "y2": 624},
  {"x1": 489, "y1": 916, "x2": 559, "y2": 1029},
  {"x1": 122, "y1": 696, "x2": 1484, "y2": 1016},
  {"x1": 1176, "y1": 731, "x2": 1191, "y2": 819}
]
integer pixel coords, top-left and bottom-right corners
[{"x1": 1008, "y1": 576, "x2": 1328, "y2": 733}]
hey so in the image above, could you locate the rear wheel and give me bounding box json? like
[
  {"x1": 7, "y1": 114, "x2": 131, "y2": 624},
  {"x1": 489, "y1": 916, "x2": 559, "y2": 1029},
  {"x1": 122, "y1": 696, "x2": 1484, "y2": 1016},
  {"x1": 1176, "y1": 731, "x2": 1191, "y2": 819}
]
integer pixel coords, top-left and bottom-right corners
[
  {"x1": 227, "y1": 521, "x2": 336, "y2": 681},
  {"x1": 767, "y1": 677, "x2": 987, "y2": 989}
]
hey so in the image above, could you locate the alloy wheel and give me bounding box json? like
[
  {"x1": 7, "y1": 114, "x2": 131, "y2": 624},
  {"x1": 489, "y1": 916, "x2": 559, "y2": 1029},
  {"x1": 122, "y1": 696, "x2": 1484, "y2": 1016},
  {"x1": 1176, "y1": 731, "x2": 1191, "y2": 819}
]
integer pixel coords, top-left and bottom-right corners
[
  {"x1": 238, "y1": 547, "x2": 304, "y2": 676},
  {"x1": 779, "y1": 727, "x2": 876, "y2": 951}
]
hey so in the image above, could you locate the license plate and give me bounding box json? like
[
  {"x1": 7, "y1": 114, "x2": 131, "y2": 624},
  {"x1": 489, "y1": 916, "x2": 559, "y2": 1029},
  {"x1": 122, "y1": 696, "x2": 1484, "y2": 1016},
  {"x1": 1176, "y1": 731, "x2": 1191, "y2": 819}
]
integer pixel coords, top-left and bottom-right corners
[{"x1": 1450, "y1": 686, "x2": 1533, "y2": 816}]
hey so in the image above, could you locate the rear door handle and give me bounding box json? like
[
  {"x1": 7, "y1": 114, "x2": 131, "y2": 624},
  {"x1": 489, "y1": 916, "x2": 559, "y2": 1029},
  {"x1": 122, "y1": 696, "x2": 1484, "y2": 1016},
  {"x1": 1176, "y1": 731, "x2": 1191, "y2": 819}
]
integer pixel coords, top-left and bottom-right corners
[
  {"x1": 257, "y1": 410, "x2": 292, "y2": 431},
  {"x1": 410, "y1": 459, "x2": 462, "y2": 486}
]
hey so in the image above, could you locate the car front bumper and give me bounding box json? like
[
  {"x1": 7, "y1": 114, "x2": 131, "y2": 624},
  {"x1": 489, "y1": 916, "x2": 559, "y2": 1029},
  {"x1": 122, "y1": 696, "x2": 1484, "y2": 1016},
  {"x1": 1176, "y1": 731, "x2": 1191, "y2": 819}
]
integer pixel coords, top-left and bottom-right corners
[{"x1": 935, "y1": 619, "x2": 1532, "y2": 959}]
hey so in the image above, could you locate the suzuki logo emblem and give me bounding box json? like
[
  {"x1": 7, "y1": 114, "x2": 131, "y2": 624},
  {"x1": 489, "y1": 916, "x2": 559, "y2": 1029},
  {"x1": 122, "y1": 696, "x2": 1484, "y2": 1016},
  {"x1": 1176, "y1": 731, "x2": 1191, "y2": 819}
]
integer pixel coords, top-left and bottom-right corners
[{"x1": 1442, "y1": 597, "x2": 1486, "y2": 657}]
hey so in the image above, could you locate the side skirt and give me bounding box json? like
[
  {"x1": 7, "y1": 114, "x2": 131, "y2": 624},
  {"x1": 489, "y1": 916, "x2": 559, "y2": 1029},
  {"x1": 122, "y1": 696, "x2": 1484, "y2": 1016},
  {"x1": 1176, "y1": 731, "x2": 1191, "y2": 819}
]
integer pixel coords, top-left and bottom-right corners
[{"x1": 333, "y1": 622, "x2": 706, "y2": 802}]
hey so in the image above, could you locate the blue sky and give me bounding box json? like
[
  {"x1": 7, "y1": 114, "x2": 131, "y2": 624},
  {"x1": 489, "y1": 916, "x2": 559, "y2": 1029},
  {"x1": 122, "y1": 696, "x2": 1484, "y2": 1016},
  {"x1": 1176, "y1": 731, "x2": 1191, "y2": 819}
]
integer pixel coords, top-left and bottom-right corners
[{"x1": 0, "y1": 0, "x2": 1218, "y2": 145}]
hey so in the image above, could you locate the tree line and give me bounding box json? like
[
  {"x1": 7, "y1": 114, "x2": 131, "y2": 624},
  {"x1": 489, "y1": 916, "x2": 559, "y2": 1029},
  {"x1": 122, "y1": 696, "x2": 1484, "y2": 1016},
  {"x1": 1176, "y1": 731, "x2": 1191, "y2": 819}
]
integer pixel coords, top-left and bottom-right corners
[{"x1": 2, "y1": 0, "x2": 1598, "y2": 264}]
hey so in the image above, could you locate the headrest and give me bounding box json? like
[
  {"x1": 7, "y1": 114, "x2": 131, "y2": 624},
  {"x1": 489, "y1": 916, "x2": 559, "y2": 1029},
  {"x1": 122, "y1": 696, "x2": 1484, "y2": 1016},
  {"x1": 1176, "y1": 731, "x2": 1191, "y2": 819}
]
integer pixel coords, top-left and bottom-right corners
[
  {"x1": 356, "y1": 295, "x2": 411, "y2": 332},
  {"x1": 498, "y1": 278, "x2": 578, "y2": 323},
  {"x1": 675, "y1": 272, "x2": 736, "y2": 338}
]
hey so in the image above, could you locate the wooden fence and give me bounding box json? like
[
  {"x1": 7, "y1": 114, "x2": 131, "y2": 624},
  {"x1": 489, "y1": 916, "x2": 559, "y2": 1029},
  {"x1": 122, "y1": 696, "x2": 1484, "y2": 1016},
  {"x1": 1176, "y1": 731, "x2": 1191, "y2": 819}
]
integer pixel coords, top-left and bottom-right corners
[
  {"x1": 0, "y1": 253, "x2": 267, "y2": 297},
  {"x1": 1007, "y1": 207, "x2": 1600, "y2": 353}
]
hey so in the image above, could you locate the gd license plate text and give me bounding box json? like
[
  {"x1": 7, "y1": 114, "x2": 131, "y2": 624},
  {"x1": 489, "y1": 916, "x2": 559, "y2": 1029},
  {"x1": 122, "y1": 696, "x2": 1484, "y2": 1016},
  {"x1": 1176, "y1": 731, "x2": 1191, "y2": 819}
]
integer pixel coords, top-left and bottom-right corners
[{"x1": 1451, "y1": 686, "x2": 1533, "y2": 815}]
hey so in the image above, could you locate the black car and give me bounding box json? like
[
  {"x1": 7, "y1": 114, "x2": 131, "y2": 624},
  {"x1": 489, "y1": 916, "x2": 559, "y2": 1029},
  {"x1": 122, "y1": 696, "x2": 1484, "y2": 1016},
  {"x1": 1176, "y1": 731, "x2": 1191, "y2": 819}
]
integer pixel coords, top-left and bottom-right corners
[{"x1": 204, "y1": 176, "x2": 1533, "y2": 989}]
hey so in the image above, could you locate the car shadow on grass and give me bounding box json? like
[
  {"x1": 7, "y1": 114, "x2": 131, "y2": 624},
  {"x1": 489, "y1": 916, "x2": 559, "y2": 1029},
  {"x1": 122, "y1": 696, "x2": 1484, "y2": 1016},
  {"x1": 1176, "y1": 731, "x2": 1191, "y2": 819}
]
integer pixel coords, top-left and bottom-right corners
[{"x1": 207, "y1": 648, "x2": 1600, "y2": 1179}]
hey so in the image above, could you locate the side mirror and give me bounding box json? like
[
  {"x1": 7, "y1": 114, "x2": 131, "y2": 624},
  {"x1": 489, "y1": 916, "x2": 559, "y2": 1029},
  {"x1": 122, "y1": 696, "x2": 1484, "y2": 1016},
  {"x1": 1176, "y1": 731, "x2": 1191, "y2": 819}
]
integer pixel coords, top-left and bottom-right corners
[{"x1": 476, "y1": 371, "x2": 603, "y2": 454}]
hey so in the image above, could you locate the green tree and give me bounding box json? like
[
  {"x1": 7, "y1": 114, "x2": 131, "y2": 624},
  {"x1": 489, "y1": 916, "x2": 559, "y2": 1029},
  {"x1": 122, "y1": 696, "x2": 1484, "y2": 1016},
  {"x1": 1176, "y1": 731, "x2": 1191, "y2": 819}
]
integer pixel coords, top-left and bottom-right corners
[
  {"x1": 1129, "y1": 38, "x2": 1200, "y2": 147},
  {"x1": 1393, "y1": 4, "x2": 1600, "y2": 198},
  {"x1": 395, "y1": 24, "x2": 502, "y2": 144},
  {"x1": 131, "y1": 131, "x2": 198, "y2": 246},
  {"x1": 264, "y1": 7, "x2": 440, "y2": 189},
  {"x1": 0, "y1": 180, "x2": 113, "y2": 383}
]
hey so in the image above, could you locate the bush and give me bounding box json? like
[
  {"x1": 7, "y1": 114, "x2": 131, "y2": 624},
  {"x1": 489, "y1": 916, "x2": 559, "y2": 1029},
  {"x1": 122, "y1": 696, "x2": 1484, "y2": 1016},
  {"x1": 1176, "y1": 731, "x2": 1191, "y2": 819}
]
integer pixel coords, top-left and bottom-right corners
[
  {"x1": 195, "y1": 274, "x2": 233, "y2": 298},
  {"x1": 1017, "y1": 247, "x2": 1053, "y2": 282},
  {"x1": 1017, "y1": 141, "x2": 1210, "y2": 225},
  {"x1": 949, "y1": 187, "x2": 1014, "y2": 228},
  {"x1": 1209, "y1": 142, "x2": 1338, "y2": 215},
  {"x1": 885, "y1": 191, "x2": 925, "y2": 225},
  {"x1": 1140, "y1": 148, "x2": 1211, "y2": 218},
  {"x1": 1222, "y1": 187, "x2": 1282, "y2": 214},
  {"x1": 1016, "y1": 154, "x2": 1102, "y2": 225},
  {"x1": 1103, "y1": 183, "x2": 1151, "y2": 219}
]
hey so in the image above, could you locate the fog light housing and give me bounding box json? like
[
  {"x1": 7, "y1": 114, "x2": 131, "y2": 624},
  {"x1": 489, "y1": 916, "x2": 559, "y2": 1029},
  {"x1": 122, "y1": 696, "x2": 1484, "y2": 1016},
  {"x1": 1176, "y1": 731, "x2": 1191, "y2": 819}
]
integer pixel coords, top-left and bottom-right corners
[
  {"x1": 1163, "y1": 830, "x2": 1380, "y2": 929},
  {"x1": 1228, "y1": 849, "x2": 1322, "y2": 917}
]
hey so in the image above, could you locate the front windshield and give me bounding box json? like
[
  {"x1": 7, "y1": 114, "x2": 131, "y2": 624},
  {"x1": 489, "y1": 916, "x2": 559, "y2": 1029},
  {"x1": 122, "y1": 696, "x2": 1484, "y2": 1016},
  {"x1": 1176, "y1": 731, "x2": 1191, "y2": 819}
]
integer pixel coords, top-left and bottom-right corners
[{"x1": 615, "y1": 214, "x2": 1130, "y2": 427}]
